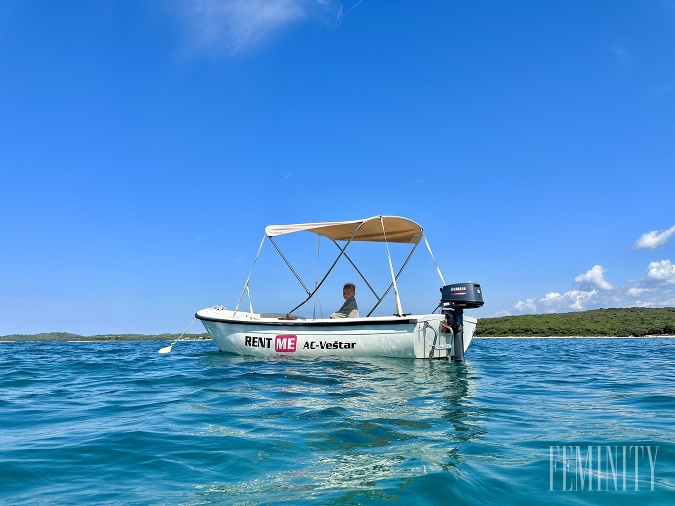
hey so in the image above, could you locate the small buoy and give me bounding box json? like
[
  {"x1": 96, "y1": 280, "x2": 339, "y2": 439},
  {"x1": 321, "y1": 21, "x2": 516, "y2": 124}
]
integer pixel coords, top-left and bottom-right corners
[
  {"x1": 158, "y1": 318, "x2": 198, "y2": 354},
  {"x1": 158, "y1": 343, "x2": 173, "y2": 354}
]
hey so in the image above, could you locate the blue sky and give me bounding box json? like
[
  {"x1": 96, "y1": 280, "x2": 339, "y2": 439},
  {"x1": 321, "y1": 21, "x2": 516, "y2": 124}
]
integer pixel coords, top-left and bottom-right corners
[{"x1": 1, "y1": 0, "x2": 674, "y2": 335}]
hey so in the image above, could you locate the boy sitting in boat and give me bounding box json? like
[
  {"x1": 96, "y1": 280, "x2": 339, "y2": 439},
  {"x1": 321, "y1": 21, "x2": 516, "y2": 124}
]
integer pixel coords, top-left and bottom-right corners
[{"x1": 330, "y1": 283, "x2": 359, "y2": 318}]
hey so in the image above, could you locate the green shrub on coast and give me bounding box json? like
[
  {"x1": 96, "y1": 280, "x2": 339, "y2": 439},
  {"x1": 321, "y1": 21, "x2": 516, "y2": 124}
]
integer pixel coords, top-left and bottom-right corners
[{"x1": 475, "y1": 307, "x2": 675, "y2": 337}]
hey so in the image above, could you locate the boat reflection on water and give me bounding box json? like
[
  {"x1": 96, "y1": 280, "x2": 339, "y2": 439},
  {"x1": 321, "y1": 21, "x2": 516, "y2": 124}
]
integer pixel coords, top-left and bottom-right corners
[
  {"x1": 195, "y1": 352, "x2": 487, "y2": 501},
  {"x1": 298, "y1": 359, "x2": 485, "y2": 490}
]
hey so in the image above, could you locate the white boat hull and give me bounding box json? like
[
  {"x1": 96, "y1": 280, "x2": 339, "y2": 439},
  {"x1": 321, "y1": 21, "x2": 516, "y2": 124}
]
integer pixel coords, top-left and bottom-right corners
[{"x1": 196, "y1": 307, "x2": 476, "y2": 359}]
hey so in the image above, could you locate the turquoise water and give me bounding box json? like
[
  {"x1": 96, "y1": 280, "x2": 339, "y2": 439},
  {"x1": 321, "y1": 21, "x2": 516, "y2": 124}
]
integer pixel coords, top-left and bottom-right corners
[{"x1": 1, "y1": 338, "x2": 674, "y2": 505}]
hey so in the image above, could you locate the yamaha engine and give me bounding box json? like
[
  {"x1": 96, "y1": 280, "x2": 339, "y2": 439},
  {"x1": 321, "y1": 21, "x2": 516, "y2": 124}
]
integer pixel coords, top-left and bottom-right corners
[{"x1": 440, "y1": 283, "x2": 484, "y2": 361}]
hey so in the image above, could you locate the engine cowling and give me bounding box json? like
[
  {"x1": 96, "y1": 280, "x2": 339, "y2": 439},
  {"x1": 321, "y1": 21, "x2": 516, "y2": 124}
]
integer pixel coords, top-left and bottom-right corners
[{"x1": 440, "y1": 282, "x2": 484, "y2": 309}]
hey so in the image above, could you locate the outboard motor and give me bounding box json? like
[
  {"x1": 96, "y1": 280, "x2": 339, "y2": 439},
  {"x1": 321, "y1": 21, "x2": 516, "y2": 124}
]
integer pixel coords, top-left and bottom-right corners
[{"x1": 440, "y1": 283, "x2": 484, "y2": 361}]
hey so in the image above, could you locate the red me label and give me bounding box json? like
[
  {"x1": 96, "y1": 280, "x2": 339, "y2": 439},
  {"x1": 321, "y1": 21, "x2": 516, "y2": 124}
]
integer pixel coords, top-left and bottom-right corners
[{"x1": 275, "y1": 334, "x2": 297, "y2": 353}]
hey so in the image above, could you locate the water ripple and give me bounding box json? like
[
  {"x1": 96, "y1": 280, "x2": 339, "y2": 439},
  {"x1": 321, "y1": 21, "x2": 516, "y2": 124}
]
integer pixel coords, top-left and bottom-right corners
[{"x1": 0, "y1": 338, "x2": 673, "y2": 504}]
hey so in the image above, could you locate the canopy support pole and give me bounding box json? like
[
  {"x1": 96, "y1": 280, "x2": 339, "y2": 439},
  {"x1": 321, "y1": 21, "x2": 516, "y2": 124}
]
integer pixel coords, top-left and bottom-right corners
[
  {"x1": 233, "y1": 234, "x2": 267, "y2": 316},
  {"x1": 381, "y1": 216, "x2": 403, "y2": 316},
  {"x1": 331, "y1": 240, "x2": 381, "y2": 302},
  {"x1": 313, "y1": 235, "x2": 323, "y2": 319},
  {"x1": 285, "y1": 221, "x2": 366, "y2": 316},
  {"x1": 423, "y1": 234, "x2": 446, "y2": 285},
  {"x1": 268, "y1": 236, "x2": 312, "y2": 296},
  {"x1": 366, "y1": 242, "x2": 418, "y2": 316}
]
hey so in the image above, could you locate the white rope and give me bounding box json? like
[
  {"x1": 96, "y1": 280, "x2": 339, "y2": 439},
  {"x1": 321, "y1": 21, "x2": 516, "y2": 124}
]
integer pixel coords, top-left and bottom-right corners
[
  {"x1": 234, "y1": 234, "x2": 267, "y2": 317},
  {"x1": 381, "y1": 216, "x2": 403, "y2": 316},
  {"x1": 423, "y1": 234, "x2": 446, "y2": 286},
  {"x1": 158, "y1": 318, "x2": 198, "y2": 354}
]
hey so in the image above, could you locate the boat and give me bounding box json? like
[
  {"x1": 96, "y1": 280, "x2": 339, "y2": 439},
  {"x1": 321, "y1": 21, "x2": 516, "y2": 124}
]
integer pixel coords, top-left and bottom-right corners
[{"x1": 195, "y1": 216, "x2": 483, "y2": 360}]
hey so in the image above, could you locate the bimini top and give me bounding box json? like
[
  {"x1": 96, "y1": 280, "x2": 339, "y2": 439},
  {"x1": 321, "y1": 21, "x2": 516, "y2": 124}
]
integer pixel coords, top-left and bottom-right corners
[{"x1": 265, "y1": 216, "x2": 424, "y2": 244}]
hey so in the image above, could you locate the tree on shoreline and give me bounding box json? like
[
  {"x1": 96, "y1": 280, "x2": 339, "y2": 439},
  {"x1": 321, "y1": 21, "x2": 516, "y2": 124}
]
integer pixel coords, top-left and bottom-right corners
[{"x1": 475, "y1": 307, "x2": 675, "y2": 337}]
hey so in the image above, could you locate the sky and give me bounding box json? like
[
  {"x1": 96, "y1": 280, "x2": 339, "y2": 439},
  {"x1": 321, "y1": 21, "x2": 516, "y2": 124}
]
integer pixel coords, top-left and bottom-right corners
[{"x1": 1, "y1": 0, "x2": 674, "y2": 335}]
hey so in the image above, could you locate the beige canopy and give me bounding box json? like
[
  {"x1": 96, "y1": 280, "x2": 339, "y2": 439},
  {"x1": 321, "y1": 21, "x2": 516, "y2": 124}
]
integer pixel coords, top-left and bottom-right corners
[{"x1": 265, "y1": 216, "x2": 424, "y2": 244}]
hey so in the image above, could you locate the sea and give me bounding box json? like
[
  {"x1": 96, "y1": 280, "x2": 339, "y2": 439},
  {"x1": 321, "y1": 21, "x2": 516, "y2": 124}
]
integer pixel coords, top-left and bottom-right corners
[{"x1": 1, "y1": 337, "x2": 674, "y2": 505}]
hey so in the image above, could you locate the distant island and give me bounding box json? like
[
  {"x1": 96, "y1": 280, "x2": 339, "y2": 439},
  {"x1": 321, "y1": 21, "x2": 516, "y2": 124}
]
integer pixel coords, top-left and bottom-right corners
[
  {"x1": 2, "y1": 307, "x2": 674, "y2": 341},
  {"x1": 475, "y1": 307, "x2": 675, "y2": 337},
  {"x1": 0, "y1": 332, "x2": 211, "y2": 342}
]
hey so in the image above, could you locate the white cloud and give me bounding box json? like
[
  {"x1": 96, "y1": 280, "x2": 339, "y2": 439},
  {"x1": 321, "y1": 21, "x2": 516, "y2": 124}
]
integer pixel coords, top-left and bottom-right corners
[
  {"x1": 515, "y1": 260, "x2": 675, "y2": 315},
  {"x1": 627, "y1": 287, "x2": 648, "y2": 297},
  {"x1": 541, "y1": 290, "x2": 599, "y2": 311},
  {"x1": 179, "y1": 0, "x2": 339, "y2": 54},
  {"x1": 514, "y1": 298, "x2": 537, "y2": 312},
  {"x1": 574, "y1": 265, "x2": 613, "y2": 290},
  {"x1": 643, "y1": 259, "x2": 675, "y2": 284},
  {"x1": 634, "y1": 224, "x2": 675, "y2": 250},
  {"x1": 515, "y1": 266, "x2": 608, "y2": 313},
  {"x1": 514, "y1": 290, "x2": 599, "y2": 313}
]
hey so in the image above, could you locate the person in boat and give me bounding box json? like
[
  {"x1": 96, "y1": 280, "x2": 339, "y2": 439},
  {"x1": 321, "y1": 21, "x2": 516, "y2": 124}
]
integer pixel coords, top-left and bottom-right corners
[{"x1": 330, "y1": 283, "x2": 359, "y2": 318}]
